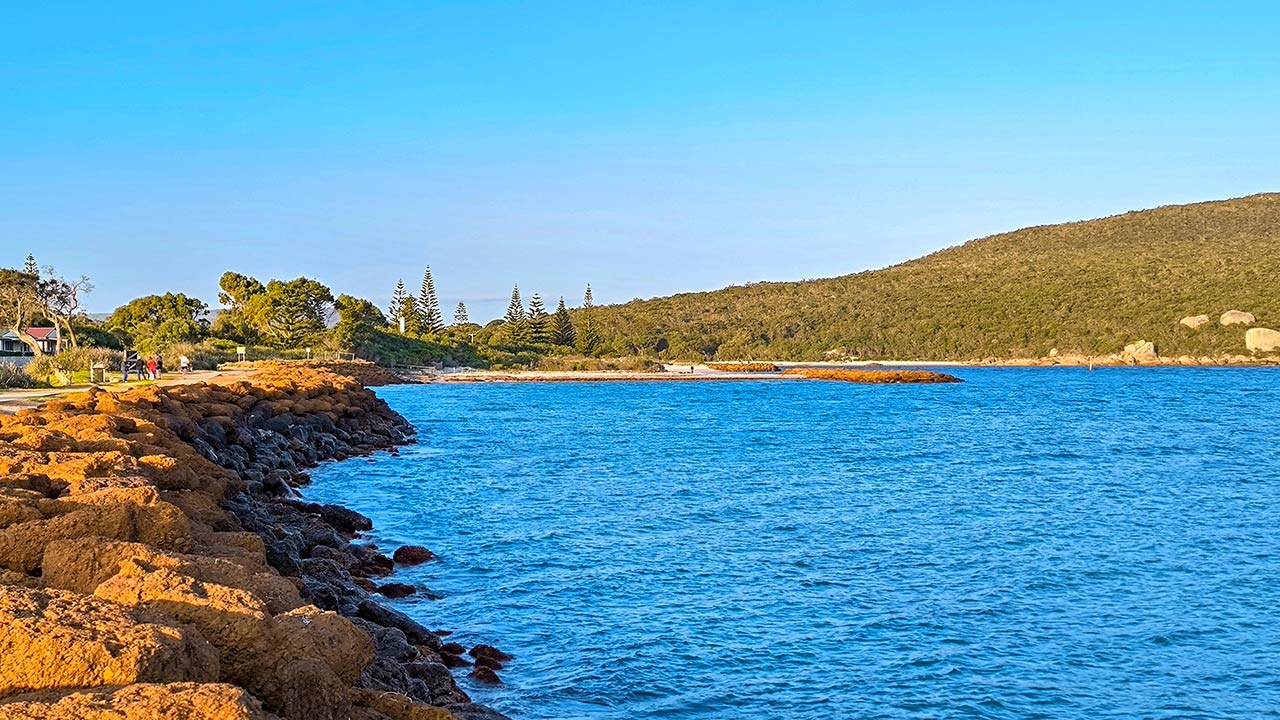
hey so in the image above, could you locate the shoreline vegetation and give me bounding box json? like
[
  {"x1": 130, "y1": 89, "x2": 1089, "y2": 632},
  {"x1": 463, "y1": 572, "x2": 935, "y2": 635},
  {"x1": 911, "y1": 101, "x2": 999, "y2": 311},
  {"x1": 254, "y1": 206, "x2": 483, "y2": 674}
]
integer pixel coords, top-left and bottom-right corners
[
  {"x1": 0, "y1": 362, "x2": 510, "y2": 720},
  {"x1": 3, "y1": 196, "x2": 1277, "y2": 396}
]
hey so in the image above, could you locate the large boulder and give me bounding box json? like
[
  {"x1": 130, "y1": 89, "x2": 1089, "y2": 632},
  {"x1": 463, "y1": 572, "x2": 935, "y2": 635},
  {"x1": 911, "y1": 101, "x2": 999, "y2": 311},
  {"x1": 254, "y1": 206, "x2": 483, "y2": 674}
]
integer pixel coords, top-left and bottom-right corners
[
  {"x1": 1220, "y1": 310, "x2": 1256, "y2": 326},
  {"x1": 93, "y1": 560, "x2": 362, "y2": 720},
  {"x1": 0, "y1": 490, "x2": 191, "y2": 573},
  {"x1": 1179, "y1": 314, "x2": 1210, "y2": 329},
  {"x1": 0, "y1": 586, "x2": 218, "y2": 698},
  {"x1": 42, "y1": 538, "x2": 304, "y2": 615},
  {"x1": 0, "y1": 683, "x2": 277, "y2": 720},
  {"x1": 1245, "y1": 327, "x2": 1280, "y2": 353},
  {"x1": 1122, "y1": 340, "x2": 1159, "y2": 364}
]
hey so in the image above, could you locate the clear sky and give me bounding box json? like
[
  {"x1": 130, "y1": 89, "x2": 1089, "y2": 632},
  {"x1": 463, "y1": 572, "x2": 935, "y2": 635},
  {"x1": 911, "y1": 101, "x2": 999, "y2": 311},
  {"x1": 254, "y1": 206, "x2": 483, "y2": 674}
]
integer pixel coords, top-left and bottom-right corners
[{"x1": 3, "y1": 2, "x2": 1277, "y2": 320}]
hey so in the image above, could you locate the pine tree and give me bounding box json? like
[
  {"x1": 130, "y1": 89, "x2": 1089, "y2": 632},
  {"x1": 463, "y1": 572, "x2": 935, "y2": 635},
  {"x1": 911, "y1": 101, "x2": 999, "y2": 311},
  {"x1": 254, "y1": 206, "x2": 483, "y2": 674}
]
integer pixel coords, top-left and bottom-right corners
[
  {"x1": 454, "y1": 301, "x2": 470, "y2": 326},
  {"x1": 388, "y1": 279, "x2": 409, "y2": 333},
  {"x1": 503, "y1": 285, "x2": 529, "y2": 343},
  {"x1": 552, "y1": 296, "x2": 576, "y2": 347},
  {"x1": 418, "y1": 266, "x2": 444, "y2": 333},
  {"x1": 527, "y1": 292, "x2": 550, "y2": 344},
  {"x1": 401, "y1": 295, "x2": 421, "y2": 334},
  {"x1": 23, "y1": 254, "x2": 37, "y2": 276},
  {"x1": 575, "y1": 283, "x2": 601, "y2": 354}
]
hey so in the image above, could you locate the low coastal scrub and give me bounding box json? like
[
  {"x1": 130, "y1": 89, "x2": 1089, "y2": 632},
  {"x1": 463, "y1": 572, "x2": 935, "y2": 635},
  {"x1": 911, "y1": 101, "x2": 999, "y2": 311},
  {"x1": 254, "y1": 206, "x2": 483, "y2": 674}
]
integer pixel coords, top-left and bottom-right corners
[
  {"x1": 0, "y1": 361, "x2": 37, "y2": 389},
  {"x1": 706, "y1": 362, "x2": 779, "y2": 372},
  {"x1": 782, "y1": 368, "x2": 962, "y2": 383},
  {"x1": 535, "y1": 355, "x2": 665, "y2": 372},
  {"x1": 22, "y1": 347, "x2": 124, "y2": 386},
  {"x1": 586, "y1": 193, "x2": 1280, "y2": 361}
]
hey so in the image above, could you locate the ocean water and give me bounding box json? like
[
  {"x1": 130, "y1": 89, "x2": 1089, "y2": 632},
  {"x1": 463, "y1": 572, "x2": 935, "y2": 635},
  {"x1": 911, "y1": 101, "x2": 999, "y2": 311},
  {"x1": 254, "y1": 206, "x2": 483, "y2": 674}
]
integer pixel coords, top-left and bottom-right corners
[{"x1": 306, "y1": 368, "x2": 1280, "y2": 719}]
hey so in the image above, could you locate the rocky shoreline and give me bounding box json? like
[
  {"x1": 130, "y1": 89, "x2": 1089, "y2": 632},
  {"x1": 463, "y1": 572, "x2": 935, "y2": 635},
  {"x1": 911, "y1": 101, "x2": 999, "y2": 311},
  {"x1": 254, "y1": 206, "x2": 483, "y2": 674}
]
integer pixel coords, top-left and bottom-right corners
[{"x1": 0, "y1": 364, "x2": 510, "y2": 720}]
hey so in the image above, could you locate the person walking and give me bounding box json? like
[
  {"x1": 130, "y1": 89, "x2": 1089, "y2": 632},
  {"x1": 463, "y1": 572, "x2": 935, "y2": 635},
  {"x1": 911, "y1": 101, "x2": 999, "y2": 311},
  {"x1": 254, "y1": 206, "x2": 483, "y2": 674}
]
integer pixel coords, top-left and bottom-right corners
[
  {"x1": 155, "y1": 355, "x2": 164, "y2": 379},
  {"x1": 146, "y1": 356, "x2": 157, "y2": 381},
  {"x1": 179, "y1": 354, "x2": 190, "y2": 374}
]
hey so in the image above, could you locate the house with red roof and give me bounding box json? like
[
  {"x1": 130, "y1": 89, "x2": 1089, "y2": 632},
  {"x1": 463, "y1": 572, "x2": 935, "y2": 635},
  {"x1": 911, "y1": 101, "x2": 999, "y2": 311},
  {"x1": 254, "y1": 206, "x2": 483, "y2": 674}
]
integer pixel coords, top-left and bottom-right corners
[{"x1": 0, "y1": 328, "x2": 58, "y2": 355}]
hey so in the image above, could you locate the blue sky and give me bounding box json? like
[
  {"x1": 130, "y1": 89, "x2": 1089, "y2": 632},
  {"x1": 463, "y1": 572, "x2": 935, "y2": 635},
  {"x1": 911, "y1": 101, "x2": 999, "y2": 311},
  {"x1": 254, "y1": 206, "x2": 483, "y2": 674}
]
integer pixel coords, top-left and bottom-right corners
[{"x1": 2, "y1": 2, "x2": 1277, "y2": 319}]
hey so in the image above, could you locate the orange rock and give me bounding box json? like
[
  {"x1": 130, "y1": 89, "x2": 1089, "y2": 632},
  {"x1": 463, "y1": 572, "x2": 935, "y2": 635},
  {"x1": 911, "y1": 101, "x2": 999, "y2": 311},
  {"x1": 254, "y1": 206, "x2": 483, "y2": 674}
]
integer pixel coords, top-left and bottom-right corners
[
  {"x1": 0, "y1": 500, "x2": 192, "y2": 573},
  {"x1": 94, "y1": 562, "x2": 357, "y2": 720},
  {"x1": 42, "y1": 539, "x2": 304, "y2": 615},
  {"x1": 0, "y1": 586, "x2": 219, "y2": 697},
  {"x1": 0, "y1": 682, "x2": 276, "y2": 720},
  {"x1": 351, "y1": 689, "x2": 458, "y2": 720}
]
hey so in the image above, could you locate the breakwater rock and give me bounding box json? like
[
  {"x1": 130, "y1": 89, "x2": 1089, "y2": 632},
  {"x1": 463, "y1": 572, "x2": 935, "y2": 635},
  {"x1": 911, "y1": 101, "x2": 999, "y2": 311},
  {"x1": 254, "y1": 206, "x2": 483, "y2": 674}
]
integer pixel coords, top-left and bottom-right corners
[{"x1": 0, "y1": 365, "x2": 508, "y2": 720}]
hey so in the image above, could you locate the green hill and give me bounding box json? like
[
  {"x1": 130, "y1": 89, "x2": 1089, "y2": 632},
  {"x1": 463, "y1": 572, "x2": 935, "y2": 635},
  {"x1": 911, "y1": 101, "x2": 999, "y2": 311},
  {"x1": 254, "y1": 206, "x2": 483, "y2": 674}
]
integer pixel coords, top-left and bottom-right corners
[{"x1": 588, "y1": 193, "x2": 1280, "y2": 360}]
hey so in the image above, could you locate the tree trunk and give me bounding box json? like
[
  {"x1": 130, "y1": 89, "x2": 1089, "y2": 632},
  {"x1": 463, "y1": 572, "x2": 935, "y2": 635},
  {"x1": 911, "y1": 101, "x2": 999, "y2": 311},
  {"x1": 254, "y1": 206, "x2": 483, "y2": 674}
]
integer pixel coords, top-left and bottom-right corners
[
  {"x1": 63, "y1": 316, "x2": 79, "y2": 349},
  {"x1": 9, "y1": 327, "x2": 44, "y2": 357}
]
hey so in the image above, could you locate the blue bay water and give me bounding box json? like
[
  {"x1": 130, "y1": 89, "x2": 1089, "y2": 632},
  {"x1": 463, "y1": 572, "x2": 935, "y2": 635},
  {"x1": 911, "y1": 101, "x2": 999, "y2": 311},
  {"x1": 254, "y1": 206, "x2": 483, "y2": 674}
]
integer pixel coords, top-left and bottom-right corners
[{"x1": 306, "y1": 368, "x2": 1280, "y2": 719}]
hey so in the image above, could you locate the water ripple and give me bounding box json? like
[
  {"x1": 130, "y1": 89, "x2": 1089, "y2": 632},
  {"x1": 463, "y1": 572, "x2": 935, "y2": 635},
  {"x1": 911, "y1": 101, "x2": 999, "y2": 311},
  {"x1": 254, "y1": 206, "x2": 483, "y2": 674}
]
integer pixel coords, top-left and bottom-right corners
[{"x1": 307, "y1": 368, "x2": 1280, "y2": 719}]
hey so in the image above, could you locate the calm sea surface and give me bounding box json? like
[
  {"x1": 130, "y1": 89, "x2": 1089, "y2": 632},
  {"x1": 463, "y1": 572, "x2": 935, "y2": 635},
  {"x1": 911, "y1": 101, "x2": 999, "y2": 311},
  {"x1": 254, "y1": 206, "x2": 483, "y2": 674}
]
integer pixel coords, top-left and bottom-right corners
[{"x1": 306, "y1": 368, "x2": 1280, "y2": 719}]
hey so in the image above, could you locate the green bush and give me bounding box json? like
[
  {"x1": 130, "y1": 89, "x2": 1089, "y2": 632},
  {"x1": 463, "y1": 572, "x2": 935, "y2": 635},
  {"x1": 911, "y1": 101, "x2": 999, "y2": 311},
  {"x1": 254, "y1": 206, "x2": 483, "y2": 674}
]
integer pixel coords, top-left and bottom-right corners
[
  {"x1": 534, "y1": 355, "x2": 665, "y2": 372},
  {"x1": 0, "y1": 362, "x2": 38, "y2": 389},
  {"x1": 160, "y1": 342, "x2": 224, "y2": 371}
]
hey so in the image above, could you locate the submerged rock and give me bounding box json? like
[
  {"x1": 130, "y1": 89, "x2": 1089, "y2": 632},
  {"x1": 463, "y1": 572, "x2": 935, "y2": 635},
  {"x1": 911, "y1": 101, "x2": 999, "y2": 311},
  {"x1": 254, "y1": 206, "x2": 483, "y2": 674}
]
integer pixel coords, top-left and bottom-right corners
[
  {"x1": 393, "y1": 545, "x2": 437, "y2": 566},
  {"x1": 469, "y1": 644, "x2": 513, "y2": 663},
  {"x1": 376, "y1": 582, "x2": 417, "y2": 598},
  {"x1": 468, "y1": 667, "x2": 502, "y2": 685}
]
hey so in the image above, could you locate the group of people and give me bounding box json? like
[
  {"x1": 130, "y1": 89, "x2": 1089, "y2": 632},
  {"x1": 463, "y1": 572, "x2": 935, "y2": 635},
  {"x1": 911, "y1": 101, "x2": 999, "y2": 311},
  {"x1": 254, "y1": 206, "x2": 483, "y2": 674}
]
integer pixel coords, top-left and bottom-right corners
[{"x1": 120, "y1": 352, "x2": 192, "y2": 382}]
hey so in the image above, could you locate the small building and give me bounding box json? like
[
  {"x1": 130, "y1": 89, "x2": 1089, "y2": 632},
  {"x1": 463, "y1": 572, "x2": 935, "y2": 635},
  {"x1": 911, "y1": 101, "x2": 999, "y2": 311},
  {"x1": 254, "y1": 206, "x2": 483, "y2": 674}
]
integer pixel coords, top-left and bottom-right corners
[{"x1": 0, "y1": 328, "x2": 58, "y2": 355}]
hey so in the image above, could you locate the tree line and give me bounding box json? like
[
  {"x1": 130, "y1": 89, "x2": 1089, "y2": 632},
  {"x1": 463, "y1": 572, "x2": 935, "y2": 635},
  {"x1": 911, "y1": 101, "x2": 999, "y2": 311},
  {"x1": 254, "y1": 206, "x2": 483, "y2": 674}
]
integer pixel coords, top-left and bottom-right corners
[{"x1": 1, "y1": 253, "x2": 611, "y2": 371}]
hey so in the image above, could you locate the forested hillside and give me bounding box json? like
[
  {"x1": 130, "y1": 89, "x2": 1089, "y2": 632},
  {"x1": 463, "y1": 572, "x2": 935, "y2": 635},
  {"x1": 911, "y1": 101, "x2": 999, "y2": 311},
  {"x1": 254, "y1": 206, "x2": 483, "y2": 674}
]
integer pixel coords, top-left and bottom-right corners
[{"x1": 589, "y1": 194, "x2": 1280, "y2": 360}]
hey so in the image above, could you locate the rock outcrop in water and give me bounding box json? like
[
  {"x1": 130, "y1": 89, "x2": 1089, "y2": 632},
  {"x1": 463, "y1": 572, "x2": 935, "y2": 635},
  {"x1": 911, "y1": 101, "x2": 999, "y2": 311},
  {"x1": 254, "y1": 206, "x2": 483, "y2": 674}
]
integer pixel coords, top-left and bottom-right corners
[{"x1": 0, "y1": 364, "x2": 508, "y2": 720}]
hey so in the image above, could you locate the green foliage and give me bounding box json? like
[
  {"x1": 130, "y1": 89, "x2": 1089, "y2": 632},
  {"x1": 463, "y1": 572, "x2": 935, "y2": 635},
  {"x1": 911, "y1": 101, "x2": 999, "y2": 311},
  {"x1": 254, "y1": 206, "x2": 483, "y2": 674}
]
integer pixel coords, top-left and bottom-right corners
[
  {"x1": 527, "y1": 292, "x2": 550, "y2": 344},
  {"x1": 244, "y1": 277, "x2": 334, "y2": 349},
  {"x1": 160, "y1": 342, "x2": 221, "y2": 371},
  {"x1": 574, "y1": 284, "x2": 601, "y2": 355},
  {"x1": 503, "y1": 286, "x2": 530, "y2": 343},
  {"x1": 355, "y1": 328, "x2": 485, "y2": 368},
  {"x1": 107, "y1": 293, "x2": 208, "y2": 352},
  {"x1": 0, "y1": 362, "x2": 37, "y2": 389},
  {"x1": 454, "y1": 301, "x2": 470, "y2": 326},
  {"x1": 0, "y1": 268, "x2": 42, "y2": 354},
  {"x1": 217, "y1": 271, "x2": 264, "y2": 309},
  {"x1": 388, "y1": 279, "x2": 413, "y2": 331},
  {"x1": 552, "y1": 297, "x2": 576, "y2": 347},
  {"x1": 418, "y1": 266, "x2": 444, "y2": 334},
  {"x1": 533, "y1": 355, "x2": 665, "y2": 372},
  {"x1": 588, "y1": 194, "x2": 1280, "y2": 360},
  {"x1": 22, "y1": 347, "x2": 123, "y2": 385},
  {"x1": 73, "y1": 324, "x2": 123, "y2": 349},
  {"x1": 332, "y1": 294, "x2": 387, "y2": 351},
  {"x1": 212, "y1": 271, "x2": 266, "y2": 343}
]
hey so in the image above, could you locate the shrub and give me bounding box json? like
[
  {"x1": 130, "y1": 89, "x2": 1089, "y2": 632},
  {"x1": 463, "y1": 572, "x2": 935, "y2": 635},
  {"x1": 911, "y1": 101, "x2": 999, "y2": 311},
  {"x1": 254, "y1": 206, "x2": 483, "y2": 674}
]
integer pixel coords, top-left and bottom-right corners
[
  {"x1": 22, "y1": 356, "x2": 66, "y2": 386},
  {"x1": 160, "y1": 342, "x2": 223, "y2": 371},
  {"x1": 706, "y1": 362, "x2": 779, "y2": 372},
  {"x1": 535, "y1": 355, "x2": 665, "y2": 372},
  {"x1": 0, "y1": 362, "x2": 37, "y2": 389}
]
